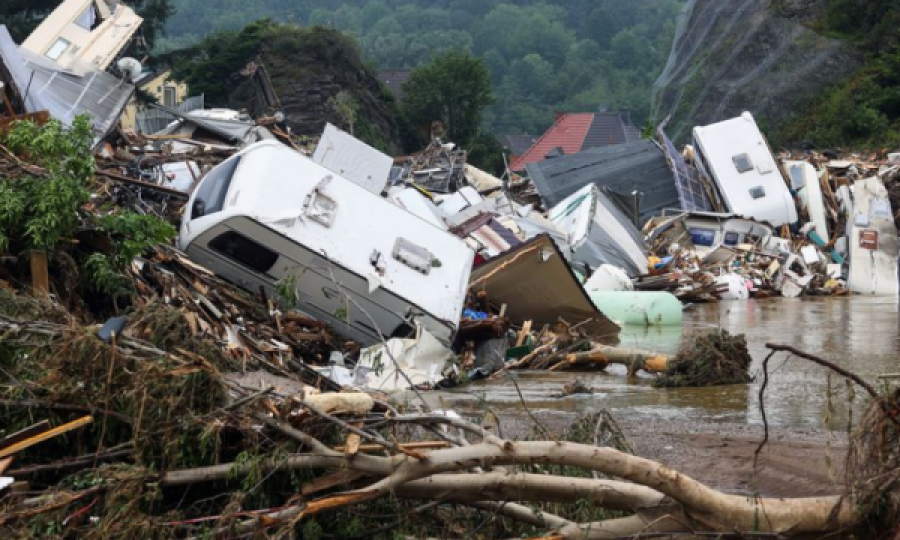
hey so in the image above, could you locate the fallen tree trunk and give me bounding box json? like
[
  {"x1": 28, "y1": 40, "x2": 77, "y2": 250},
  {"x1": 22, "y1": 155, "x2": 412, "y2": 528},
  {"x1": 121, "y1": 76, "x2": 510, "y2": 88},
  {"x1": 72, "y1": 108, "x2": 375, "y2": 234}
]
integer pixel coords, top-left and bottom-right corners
[{"x1": 157, "y1": 415, "x2": 854, "y2": 538}]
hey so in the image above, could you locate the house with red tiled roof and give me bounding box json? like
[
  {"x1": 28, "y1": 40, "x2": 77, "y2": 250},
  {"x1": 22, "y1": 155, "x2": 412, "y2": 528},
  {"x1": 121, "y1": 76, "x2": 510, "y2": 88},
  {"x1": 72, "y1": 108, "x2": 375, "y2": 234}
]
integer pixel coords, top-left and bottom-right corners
[{"x1": 511, "y1": 110, "x2": 641, "y2": 171}]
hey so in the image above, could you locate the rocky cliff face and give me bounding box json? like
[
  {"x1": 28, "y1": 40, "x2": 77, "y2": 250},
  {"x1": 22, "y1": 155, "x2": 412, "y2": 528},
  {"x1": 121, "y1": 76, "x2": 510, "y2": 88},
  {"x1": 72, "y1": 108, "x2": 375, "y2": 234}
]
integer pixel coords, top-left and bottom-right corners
[
  {"x1": 652, "y1": 0, "x2": 863, "y2": 142},
  {"x1": 225, "y1": 27, "x2": 403, "y2": 154}
]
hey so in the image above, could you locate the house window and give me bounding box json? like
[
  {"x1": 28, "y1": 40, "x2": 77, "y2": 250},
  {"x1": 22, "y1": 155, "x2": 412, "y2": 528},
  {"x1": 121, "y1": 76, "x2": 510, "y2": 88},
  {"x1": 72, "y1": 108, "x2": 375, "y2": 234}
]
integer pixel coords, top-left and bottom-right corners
[
  {"x1": 75, "y1": 4, "x2": 99, "y2": 30},
  {"x1": 163, "y1": 86, "x2": 177, "y2": 108},
  {"x1": 732, "y1": 153, "x2": 754, "y2": 173},
  {"x1": 209, "y1": 231, "x2": 279, "y2": 274},
  {"x1": 45, "y1": 38, "x2": 71, "y2": 61}
]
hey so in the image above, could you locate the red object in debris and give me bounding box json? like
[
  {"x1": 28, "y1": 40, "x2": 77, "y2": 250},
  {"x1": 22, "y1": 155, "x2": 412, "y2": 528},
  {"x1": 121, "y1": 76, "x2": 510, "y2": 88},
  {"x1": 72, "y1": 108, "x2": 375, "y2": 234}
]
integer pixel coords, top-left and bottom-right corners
[{"x1": 859, "y1": 230, "x2": 879, "y2": 250}]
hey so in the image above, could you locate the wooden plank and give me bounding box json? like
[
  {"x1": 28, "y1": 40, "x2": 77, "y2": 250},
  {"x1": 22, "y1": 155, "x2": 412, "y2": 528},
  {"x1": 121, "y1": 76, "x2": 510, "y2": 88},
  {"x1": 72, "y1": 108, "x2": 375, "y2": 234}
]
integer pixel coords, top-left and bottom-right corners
[
  {"x1": 29, "y1": 250, "x2": 50, "y2": 296},
  {"x1": 0, "y1": 420, "x2": 50, "y2": 451},
  {"x1": 0, "y1": 457, "x2": 12, "y2": 475},
  {"x1": 516, "y1": 320, "x2": 532, "y2": 347},
  {"x1": 0, "y1": 416, "x2": 93, "y2": 460}
]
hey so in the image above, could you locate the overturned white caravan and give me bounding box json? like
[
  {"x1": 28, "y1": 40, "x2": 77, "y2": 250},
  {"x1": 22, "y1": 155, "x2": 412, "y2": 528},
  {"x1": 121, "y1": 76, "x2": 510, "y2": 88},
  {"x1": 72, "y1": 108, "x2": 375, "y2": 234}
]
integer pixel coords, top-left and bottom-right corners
[
  {"x1": 693, "y1": 112, "x2": 798, "y2": 227},
  {"x1": 178, "y1": 140, "x2": 475, "y2": 346}
]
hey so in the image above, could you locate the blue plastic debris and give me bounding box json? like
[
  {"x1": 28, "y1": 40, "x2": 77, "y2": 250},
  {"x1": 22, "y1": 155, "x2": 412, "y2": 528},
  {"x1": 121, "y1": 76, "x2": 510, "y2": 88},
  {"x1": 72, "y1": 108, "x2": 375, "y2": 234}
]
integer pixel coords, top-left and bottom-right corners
[{"x1": 462, "y1": 309, "x2": 489, "y2": 320}]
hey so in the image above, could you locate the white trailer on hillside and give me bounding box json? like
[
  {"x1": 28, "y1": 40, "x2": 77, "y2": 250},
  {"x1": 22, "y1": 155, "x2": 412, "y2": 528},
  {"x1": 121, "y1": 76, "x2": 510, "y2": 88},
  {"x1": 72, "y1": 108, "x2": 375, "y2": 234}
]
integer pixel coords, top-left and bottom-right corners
[
  {"x1": 693, "y1": 112, "x2": 798, "y2": 227},
  {"x1": 178, "y1": 140, "x2": 475, "y2": 346}
]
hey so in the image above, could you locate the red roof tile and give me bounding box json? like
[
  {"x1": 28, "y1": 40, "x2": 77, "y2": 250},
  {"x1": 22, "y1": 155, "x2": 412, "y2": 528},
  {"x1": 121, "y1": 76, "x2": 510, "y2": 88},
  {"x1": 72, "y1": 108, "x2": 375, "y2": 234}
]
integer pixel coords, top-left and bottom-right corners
[{"x1": 511, "y1": 113, "x2": 594, "y2": 171}]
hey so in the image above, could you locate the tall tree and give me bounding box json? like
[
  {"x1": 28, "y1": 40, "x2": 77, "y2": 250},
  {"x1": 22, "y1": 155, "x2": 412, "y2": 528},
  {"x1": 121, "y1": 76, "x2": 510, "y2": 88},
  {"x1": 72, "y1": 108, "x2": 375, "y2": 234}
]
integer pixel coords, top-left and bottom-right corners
[{"x1": 402, "y1": 49, "x2": 494, "y2": 144}]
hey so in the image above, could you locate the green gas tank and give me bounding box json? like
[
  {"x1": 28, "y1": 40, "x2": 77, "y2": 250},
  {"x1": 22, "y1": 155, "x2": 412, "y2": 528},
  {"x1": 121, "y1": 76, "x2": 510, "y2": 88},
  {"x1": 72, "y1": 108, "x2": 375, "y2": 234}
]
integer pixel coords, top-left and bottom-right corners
[{"x1": 589, "y1": 291, "x2": 683, "y2": 326}]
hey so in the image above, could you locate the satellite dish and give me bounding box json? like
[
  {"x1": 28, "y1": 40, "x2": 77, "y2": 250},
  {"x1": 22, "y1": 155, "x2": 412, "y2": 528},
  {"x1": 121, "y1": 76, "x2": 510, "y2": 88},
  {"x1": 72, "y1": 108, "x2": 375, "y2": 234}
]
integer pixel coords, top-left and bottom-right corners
[{"x1": 116, "y1": 57, "x2": 143, "y2": 81}]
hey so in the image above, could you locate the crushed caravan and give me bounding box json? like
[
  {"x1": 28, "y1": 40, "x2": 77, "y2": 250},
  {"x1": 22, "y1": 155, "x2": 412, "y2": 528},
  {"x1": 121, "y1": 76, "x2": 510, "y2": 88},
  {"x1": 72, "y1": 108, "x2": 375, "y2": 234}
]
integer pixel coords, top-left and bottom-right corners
[
  {"x1": 178, "y1": 140, "x2": 475, "y2": 346},
  {"x1": 784, "y1": 160, "x2": 829, "y2": 241},
  {"x1": 692, "y1": 112, "x2": 798, "y2": 227},
  {"x1": 645, "y1": 211, "x2": 778, "y2": 257},
  {"x1": 548, "y1": 184, "x2": 648, "y2": 277}
]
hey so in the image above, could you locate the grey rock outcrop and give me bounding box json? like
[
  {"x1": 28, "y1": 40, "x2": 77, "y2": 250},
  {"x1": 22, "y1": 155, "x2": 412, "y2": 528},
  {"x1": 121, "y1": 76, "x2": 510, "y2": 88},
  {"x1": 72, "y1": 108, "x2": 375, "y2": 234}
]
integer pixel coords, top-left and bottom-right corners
[{"x1": 652, "y1": 0, "x2": 862, "y2": 142}]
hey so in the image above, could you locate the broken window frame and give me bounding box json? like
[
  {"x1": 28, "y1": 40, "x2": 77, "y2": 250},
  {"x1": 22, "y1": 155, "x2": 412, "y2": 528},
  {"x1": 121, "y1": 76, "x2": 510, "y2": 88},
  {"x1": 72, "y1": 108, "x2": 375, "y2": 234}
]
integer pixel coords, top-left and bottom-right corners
[{"x1": 74, "y1": 4, "x2": 100, "y2": 30}]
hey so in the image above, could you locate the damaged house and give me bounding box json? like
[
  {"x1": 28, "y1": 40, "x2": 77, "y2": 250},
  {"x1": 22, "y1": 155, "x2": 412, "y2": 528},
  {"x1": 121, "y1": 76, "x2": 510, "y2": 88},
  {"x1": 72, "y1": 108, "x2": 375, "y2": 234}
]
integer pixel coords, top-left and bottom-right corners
[{"x1": 0, "y1": 0, "x2": 141, "y2": 143}]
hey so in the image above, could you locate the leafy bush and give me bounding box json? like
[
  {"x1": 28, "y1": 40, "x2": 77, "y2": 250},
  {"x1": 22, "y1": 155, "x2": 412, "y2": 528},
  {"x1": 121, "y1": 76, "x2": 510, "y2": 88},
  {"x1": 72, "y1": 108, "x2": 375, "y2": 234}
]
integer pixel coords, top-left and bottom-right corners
[{"x1": 0, "y1": 116, "x2": 176, "y2": 301}]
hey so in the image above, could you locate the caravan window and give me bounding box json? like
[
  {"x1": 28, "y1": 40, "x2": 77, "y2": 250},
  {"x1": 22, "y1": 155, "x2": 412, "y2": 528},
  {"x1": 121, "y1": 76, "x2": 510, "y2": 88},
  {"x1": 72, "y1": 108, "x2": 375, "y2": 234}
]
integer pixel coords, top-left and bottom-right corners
[
  {"x1": 209, "y1": 231, "x2": 278, "y2": 274},
  {"x1": 732, "y1": 153, "x2": 754, "y2": 173},
  {"x1": 191, "y1": 156, "x2": 241, "y2": 220},
  {"x1": 45, "y1": 38, "x2": 71, "y2": 61},
  {"x1": 723, "y1": 232, "x2": 740, "y2": 246},
  {"x1": 689, "y1": 228, "x2": 716, "y2": 247}
]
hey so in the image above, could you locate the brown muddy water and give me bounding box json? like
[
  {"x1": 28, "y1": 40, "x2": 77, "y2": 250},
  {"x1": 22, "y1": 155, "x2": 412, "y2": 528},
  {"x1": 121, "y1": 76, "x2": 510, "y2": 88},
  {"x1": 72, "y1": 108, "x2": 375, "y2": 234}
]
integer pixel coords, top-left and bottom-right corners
[{"x1": 428, "y1": 296, "x2": 900, "y2": 432}]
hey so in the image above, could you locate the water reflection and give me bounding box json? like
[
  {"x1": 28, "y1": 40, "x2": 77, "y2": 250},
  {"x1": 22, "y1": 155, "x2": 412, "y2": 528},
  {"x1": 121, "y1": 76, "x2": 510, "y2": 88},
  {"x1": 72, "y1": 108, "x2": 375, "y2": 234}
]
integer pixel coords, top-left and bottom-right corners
[{"x1": 430, "y1": 297, "x2": 899, "y2": 431}]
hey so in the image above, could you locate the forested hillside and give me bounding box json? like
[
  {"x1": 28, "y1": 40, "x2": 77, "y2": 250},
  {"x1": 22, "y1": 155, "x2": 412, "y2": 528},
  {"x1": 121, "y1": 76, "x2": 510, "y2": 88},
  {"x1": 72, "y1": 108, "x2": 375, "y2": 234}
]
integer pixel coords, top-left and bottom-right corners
[
  {"x1": 160, "y1": 0, "x2": 683, "y2": 135},
  {"x1": 778, "y1": 0, "x2": 900, "y2": 147}
]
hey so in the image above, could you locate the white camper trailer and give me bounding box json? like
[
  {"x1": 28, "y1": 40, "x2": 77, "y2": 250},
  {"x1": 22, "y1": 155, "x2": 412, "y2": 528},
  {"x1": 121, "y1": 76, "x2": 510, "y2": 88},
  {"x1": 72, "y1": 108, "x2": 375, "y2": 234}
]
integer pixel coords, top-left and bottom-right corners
[
  {"x1": 693, "y1": 112, "x2": 798, "y2": 227},
  {"x1": 179, "y1": 140, "x2": 475, "y2": 346},
  {"x1": 847, "y1": 177, "x2": 899, "y2": 296},
  {"x1": 784, "y1": 160, "x2": 829, "y2": 240}
]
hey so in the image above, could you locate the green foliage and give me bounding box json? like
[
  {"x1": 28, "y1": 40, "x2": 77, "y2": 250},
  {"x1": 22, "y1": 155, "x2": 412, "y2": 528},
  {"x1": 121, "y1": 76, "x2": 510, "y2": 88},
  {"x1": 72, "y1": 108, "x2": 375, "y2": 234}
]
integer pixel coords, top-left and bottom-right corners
[
  {"x1": 779, "y1": 46, "x2": 900, "y2": 148},
  {"x1": 823, "y1": 0, "x2": 900, "y2": 54},
  {"x1": 0, "y1": 116, "x2": 176, "y2": 301},
  {"x1": 328, "y1": 90, "x2": 360, "y2": 135},
  {"x1": 168, "y1": 19, "x2": 274, "y2": 104},
  {"x1": 84, "y1": 213, "x2": 175, "y2": 296},
  {"x1": 0, "y1": 117, "x2": 93, "y2": 253},
  {"x1": 161, "y1": 0, "x2": 683, "y2": 135},
  {"x1": 777, "y1": 0, "x2": 900, "y2": 147},
  {"x1": 403, "y1": 49, "x2": 494, "y2": 144}
]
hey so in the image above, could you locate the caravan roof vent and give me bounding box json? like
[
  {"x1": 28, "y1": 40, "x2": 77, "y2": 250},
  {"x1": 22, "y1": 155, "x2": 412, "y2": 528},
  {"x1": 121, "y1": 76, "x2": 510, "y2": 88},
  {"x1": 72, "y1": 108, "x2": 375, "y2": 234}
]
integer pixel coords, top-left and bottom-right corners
[{"x1": 732, "y1": 153, "x2": 754, "y2": 173}]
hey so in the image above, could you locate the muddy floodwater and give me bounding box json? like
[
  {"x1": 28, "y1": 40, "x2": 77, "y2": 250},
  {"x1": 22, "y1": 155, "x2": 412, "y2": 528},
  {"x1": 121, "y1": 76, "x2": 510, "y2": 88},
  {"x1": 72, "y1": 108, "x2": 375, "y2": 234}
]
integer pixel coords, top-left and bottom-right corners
[{"x1": 429, "y1": 296, "x2": 900, "y2": 432}]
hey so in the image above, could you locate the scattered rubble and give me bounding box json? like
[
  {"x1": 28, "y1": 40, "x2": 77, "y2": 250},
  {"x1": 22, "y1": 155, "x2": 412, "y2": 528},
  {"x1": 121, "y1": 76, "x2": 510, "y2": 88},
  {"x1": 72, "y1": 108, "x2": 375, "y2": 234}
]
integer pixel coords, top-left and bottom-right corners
[{"x1": 1, "y1": 1, "x2": 900, "y2": 538}]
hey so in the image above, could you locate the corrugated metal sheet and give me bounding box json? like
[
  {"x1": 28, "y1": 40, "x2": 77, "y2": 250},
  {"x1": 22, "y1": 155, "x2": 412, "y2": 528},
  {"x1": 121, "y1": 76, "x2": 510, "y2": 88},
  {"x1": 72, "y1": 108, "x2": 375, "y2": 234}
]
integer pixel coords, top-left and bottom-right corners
[
  {"x1": 526, "y1": 139, "x2": 680, "y2": 224},
  {"x1": 21, "y1": 49, "x2": 134, "y2": 144}
]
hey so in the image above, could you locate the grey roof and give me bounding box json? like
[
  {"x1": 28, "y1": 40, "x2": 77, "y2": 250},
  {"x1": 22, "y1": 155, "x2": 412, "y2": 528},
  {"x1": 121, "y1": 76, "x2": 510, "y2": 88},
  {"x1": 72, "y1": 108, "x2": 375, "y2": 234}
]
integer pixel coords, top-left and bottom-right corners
[
  {"x1": 526, "y1": 139, "x2": 679, "y2": 225},
  {"x1": 0, "y1": 26, "x2": 134, "y2": 145},
  {"x1": 500, "y1": 134, "x2": 536, "y2": 156},
  {"x1": 582, "y1": 111, "x2": 641, "y2": 148}
]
